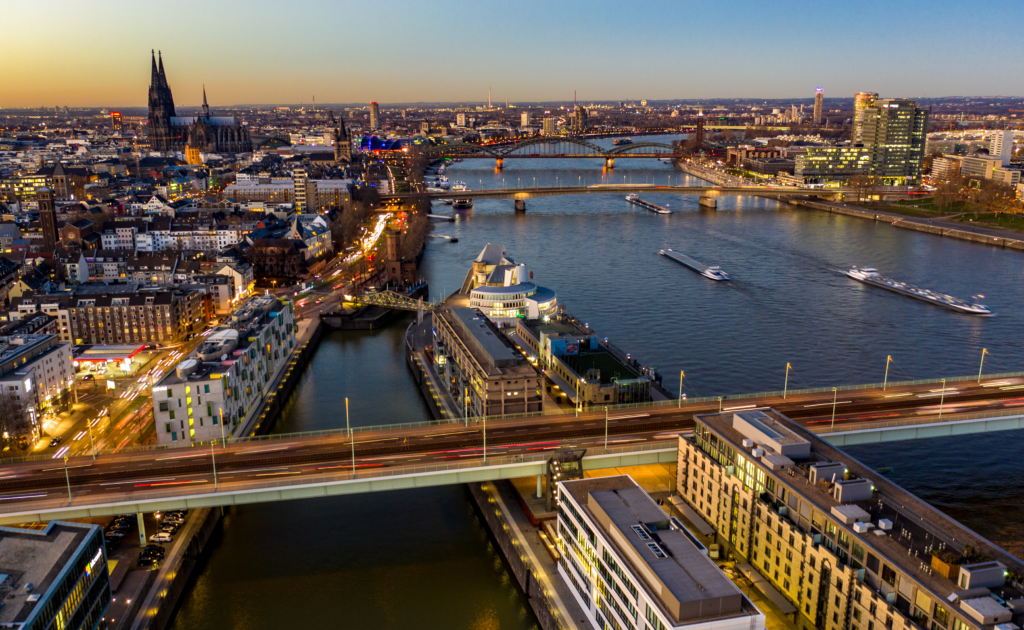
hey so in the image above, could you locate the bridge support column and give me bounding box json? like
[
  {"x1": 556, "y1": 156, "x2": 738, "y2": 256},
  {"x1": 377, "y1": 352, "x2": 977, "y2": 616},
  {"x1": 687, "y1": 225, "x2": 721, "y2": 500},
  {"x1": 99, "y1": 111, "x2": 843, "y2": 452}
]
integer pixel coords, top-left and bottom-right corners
[
  {"x1": 137, "y1": 512, "x2": 146, "y2": 546},
  {"x1": 698, "y1": 196, "x2": 717, "y2": 209},
  {"x1": 604, "y1": 157, "x2": 615, "y2": 169},
  {"x1": 514, "y1": 199, "x2": 526, "y2": 213},
  {"x1": 495, "y1": 158, "x2": 503, "y2": 170},
  {"x1": 536, "y1": 474, "x2": 543, "y2": 498}
]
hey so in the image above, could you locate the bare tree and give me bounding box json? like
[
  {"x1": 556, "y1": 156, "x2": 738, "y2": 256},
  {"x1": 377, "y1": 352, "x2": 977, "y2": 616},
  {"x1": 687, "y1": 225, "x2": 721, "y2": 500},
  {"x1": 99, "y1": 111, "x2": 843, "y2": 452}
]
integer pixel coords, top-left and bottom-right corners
[
  {"x1": 0, "y1": 389, "x2": 31, "y2": 452},
  {"x1": 848, "y1": 174, "x2": 878, "y2": 203}
]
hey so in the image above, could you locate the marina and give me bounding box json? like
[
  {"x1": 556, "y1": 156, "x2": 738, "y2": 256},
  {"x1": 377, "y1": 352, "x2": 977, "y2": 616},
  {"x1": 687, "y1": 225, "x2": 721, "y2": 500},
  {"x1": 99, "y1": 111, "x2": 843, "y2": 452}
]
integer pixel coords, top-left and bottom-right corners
[
  {"x1": 659, "y1": 248, "x2": 730, "y2": 281},
  {"x1": 626, "y1": 193, "x2": 672, "y2": 214},
  {"x1": 846, "y1": 266, "x2": 993, "y2": 315}
]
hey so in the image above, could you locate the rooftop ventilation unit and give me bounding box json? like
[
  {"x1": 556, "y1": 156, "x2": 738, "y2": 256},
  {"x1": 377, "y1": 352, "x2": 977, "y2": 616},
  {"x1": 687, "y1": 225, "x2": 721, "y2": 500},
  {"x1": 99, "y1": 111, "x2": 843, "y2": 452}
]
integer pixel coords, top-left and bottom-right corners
[
  {"x1": 646, "y1": 542, "x2": 667, "y2": 558},
  {"x1": 742, "y1": 439, "x2": 754, "y2": 448},
  {"x1": 631, "y1": 525, "x2": 651, "y2": 541}
]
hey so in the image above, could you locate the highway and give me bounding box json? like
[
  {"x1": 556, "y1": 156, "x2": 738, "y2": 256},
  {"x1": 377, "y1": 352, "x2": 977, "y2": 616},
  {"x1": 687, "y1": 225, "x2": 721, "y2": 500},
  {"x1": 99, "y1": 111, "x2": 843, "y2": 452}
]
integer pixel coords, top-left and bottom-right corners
[{"x1": 1, "y1": 375, "x2": 1022, "y2": 516}]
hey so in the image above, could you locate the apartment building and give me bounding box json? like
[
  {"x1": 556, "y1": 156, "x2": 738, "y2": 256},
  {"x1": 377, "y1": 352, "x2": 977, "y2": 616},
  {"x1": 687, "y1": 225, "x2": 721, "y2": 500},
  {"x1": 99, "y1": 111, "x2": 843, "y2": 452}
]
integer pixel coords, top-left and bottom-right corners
[
  {"x1": 677, "y1": 408, "x2": 1024, "y2": 630},
  {"x1": 152, "y1": 295, "x2": 295, "y2": 446},
  {"x1": 0, "y1": 333, "x2": 75, "y2": 424},
  {"x1": 66, "y1": 289, "x2": 205, "y2": 345},
  {"x1": 557, "y1": 475, "x2": 766, "y2": 630}
]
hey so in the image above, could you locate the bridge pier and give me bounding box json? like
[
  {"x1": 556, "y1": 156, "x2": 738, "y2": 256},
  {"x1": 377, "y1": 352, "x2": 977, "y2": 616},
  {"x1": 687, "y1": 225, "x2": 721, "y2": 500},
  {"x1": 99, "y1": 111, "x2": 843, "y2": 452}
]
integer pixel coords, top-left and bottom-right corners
[
  {"x1": 698, "y1": 196, "x2": 717, "y2": 209},
  {"x1": 495, "y1": 157, "x2": 503, "y2": 170},
  {"x1": 604, "y1": 157, "x2": 615, "y2": 169},
  {"x1": 514, "y1": 199, "x2": 526, "y2": 212}
]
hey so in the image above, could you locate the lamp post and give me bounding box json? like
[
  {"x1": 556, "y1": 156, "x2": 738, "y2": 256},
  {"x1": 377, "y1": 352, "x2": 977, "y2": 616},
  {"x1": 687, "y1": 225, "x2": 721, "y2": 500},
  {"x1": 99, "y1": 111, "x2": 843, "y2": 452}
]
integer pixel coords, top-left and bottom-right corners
[
  {"x1": 977, "y1": 348, "x2": 987, "y2": 383},
  {"x1": 219, "y1": 408, "x2": 226, "y2": 450},
  {"x1": 87, "y1": 418, "x2": 96, "y2": 460},
  {"x1": 464, "y1": 388, "x2": 469, "y2": 427},
  {"x1": 783, "y1": 363, "x2": 791, "y2": 399},
  {"x1": 482, "y1": 414, "x2": 487, "y2": 464},
  {"x1": 883, "y1": 355, "x2": 892, "y2": 391},
  {"x1": 678, "y1": 371, "x2": 684, "y2": 408},
  {"x1": 346, "y1": 398, "x2": 355, "y2": 475},
  {"x1": 211, "y1": 442, "x2": 218, "y2": 490},
  {"x1": 718, "y1": 396, "x2": 723, "y2": 413},
  {"x1": 63, "y1": 456, "x2": 72, "y2": 505},
  {"x1": 938, "y1": 379, "x2": 946, "y2": 419},
  {"x1": 604, "y1": 406, "x2": 609, "y2": 452},
  {"x1": 830, "y1": 388, "x2": 838, "y2": 430}
]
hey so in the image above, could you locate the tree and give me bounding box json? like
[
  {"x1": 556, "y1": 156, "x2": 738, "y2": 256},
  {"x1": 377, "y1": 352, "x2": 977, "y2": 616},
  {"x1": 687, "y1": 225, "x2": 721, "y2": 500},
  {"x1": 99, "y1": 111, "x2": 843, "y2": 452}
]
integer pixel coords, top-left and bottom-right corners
[
  {"x1": 848, "y1": 174, "x2": 879, "y2": 203},
  {"x1": 0, "y1": 389, "x2": 31, "y2": 452}
]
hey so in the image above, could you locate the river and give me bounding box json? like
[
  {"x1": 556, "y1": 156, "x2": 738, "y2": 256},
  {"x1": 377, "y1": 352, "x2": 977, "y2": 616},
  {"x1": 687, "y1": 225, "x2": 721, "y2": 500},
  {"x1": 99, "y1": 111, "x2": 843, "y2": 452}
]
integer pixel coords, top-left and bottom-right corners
[{"x1": 169, "y1": 137, "x2": 1024, "y2": 629}]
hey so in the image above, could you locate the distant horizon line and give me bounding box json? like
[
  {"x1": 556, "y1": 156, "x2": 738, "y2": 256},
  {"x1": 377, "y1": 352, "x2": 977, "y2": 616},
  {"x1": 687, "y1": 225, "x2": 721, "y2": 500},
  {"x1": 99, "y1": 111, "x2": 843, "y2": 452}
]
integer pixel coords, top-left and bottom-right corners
[{"x1": 3, "y1": 95, "x2": 1023, "y2": 111}]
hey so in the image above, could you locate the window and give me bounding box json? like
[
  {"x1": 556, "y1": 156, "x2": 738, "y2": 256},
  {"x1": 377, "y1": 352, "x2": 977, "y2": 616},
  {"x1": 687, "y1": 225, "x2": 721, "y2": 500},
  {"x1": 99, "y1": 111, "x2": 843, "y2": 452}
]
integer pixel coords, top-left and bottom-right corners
[
  {"x1": 881, "y1": 565, "x2": 897, "y2": 587},
  {"x1": 170, "y1": 411, "x2": 175, "y2": 420},
  {"x1": 933, "y1": 605, "x2": 949, "y2": 628},
  {"x1": 205, "y1": 384, "x2": 210, "y2": 393}
]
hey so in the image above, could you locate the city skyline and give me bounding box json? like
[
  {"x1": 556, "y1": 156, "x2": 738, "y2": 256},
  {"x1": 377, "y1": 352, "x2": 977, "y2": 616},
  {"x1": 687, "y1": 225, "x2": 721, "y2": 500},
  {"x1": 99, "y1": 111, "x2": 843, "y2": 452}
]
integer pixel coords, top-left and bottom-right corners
[{"x1": 2, "y1": 0, "x2": 1023, "y2": 108}]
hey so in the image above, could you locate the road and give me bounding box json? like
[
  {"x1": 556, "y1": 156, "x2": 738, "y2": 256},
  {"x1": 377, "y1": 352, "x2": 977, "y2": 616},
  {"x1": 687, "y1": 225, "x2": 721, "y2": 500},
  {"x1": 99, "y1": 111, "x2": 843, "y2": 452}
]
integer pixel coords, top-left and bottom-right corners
[{"x1": 0, "y1": 375, "x2": 1021, "y2": 515}]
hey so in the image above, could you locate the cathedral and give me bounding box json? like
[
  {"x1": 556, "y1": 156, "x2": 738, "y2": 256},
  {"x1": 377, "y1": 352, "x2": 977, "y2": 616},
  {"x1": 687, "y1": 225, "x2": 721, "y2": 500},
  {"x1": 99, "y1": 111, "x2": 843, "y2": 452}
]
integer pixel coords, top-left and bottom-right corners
[{"x1": 147, "y1": 51, "x2": 252, "y2": 154}]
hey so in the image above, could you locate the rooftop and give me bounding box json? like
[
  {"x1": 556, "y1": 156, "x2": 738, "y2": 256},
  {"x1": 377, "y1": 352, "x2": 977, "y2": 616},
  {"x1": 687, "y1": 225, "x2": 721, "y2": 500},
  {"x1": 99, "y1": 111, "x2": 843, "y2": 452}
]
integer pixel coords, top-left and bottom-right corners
[
  {"x1": 562, "y1": 476, "x2": 759, "y2": 626},
  {"x1": 0, "y1": 521, "x2": 99, "y2": 626},
  {"x1": 444, "y1": 307, "x2": 522, "y2": 370}
]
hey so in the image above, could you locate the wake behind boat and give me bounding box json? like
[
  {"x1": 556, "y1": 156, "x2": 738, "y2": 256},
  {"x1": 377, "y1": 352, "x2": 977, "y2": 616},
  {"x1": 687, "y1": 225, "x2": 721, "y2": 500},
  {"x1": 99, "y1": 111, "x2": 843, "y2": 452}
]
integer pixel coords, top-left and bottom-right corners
[
  {"x1": 846, "y1": 266, "x2": 992, "y2": 315},
  {"x1": 660, "y1": 249, "x2": 730, "y2": 281}
]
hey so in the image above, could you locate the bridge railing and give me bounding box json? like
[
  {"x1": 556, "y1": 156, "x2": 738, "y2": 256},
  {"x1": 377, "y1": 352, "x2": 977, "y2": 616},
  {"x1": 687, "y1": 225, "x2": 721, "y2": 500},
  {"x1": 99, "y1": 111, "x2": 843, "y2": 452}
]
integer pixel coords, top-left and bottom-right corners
[
  {"x1": 0, "y1": 441, "x2": 678, "y2": 516},
  {"x1": 812, "y1": 410, "x2": 1024, "y2": 436},
  {"x1": 5, "y1": 369, "x2": 1022, "y2": 464}
]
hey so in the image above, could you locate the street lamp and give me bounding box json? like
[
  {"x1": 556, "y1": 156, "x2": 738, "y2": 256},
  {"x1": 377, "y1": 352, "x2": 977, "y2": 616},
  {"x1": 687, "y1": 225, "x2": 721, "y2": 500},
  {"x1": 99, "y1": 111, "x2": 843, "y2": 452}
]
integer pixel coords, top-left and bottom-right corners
[
  {"x1": 346, "y1": 398, "x2": 355, "y2": 475},
  {"x1": 678, "y1": 371, "x2": 685, "y2": 408},
  {"x1": 604, "y1": 406, "x2": 609, "y2": 452},
  {"x1": 783, "y1": 363, "x2": 791, "y2": 399},
  {"x1": 938, "y1": 379, "x2": 946, "y2": 419},
  {"x1": 883, "y1": 355, "x2": 892, "y2": 391},
  {"x1": 211, "y1": 442, "x2": 218, "y2": 490},
  {"x1": 830, "y1": 388, "x2": 838, "y2": 430},
  {"x1": 977, "y1": 348, "x2": 988, "y2": 383},
  {"x1": 63, "y1": 456, "x2": 72, "y2": 505}
]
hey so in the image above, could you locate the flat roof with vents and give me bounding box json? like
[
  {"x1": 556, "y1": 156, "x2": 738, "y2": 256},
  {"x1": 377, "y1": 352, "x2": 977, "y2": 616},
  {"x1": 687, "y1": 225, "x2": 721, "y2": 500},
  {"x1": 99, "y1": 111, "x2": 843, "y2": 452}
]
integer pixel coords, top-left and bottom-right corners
[{"x1": 567, "y1": 476, "x2": 751, "y2": 625}]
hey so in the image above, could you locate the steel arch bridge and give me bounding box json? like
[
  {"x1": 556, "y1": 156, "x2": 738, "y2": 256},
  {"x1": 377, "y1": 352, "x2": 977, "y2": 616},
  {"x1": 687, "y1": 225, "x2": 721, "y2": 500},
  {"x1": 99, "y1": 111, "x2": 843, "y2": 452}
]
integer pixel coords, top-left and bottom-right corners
[{"x1": 425, "y1": 138, "x2": 680, "y2": 166}]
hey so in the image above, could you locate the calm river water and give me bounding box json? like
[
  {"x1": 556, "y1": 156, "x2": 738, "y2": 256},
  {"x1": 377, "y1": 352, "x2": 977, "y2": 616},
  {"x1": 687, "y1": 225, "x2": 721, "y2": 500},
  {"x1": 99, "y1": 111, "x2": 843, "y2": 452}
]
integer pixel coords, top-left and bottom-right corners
[{"x1": 170, "y1": 137, "x2": 1024, "y2": 629}]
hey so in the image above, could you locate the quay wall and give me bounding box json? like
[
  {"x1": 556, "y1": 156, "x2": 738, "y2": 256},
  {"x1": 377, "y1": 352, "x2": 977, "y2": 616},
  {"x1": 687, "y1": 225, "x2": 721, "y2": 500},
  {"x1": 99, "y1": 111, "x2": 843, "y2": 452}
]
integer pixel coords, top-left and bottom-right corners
[
  {"x1": 405, "y1": 318, "x2": 446, "y2": 421},
  {"x1": 128, "y1": 507, "x2": 222, "y2": 630},
  {"x1": 468, "y1": 482, "x2": 562, "y2": 630},
  {"x1": 250, "y1": 320, "x2": 325, "y2": 436}
]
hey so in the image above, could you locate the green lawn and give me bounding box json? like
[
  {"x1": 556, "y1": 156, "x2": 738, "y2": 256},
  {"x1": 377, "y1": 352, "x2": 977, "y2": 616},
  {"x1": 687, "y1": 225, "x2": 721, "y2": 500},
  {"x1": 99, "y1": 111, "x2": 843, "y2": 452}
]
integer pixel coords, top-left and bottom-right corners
[{"x1": 954, "y1": 212, "x2": 1024, "y2": 233}]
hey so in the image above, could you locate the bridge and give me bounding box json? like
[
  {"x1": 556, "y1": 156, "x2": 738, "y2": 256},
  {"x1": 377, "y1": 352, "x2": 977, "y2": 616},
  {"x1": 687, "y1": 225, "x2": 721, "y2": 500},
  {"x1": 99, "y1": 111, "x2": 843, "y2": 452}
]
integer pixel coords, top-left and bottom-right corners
[
  {"x1": 341, "y1": 290, "x2": 439, "y2": 312},
  {"x1": 428, "y1": 137, "x2": 681, "y2": 168},
  {"x1": 384, "y1": 184, "x2": 848, "y2": 208},
  {"x1": 1, "y1": 371, "x2": 1023, "y2": 524}
]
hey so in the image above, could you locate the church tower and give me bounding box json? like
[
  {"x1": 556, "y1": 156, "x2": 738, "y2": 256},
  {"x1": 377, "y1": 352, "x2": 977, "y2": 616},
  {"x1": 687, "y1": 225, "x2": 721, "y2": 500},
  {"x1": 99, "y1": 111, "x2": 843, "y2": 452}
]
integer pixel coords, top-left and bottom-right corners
[
  {"x1": 147, "y1": 50, "x2": 177, "y2": 152},
  {"x1": 333, "y1": 116, "x2": 351, "y2": 164}
]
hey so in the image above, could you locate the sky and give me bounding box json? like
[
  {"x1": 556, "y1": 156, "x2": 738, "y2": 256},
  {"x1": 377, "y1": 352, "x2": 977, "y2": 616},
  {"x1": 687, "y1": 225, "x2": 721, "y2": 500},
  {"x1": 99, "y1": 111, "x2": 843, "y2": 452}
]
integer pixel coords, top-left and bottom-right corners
[{"x1": 2, "y1": 0, "x2": 1022, "y2": 108}]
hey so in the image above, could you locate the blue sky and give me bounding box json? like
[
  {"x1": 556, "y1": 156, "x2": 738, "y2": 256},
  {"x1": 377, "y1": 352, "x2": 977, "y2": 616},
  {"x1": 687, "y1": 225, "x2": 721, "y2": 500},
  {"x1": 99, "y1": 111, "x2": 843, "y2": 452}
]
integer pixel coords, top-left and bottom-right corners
[{"x1": 1, "y1": 0, "x2": 1021, "y2": 107}]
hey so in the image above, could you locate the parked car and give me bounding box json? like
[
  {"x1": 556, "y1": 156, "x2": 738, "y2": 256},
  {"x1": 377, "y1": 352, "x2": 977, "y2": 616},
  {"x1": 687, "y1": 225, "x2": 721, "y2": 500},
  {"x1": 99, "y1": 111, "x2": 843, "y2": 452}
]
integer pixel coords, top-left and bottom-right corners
[
  {"x1": 104, "y1": 529, "x2": 126, "y2": 538},
  {"x1": 149, "y1": 533, "x2": 172, "y2": 543},
  {"x1": 137, "y1": 556, "x2": 159, "y2": 567},
  {"x1": 143, "y1": 544, "x2": 165, "y2": 555},
  {"x1": 104, "y1": 537, "x2": 121, "y2": 549}
]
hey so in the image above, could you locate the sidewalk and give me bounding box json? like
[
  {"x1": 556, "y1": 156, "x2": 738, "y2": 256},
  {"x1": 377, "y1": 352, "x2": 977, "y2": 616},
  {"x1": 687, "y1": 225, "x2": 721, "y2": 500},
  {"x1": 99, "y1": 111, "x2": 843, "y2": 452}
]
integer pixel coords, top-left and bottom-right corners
[{"x1": 485, "y1": 480, "x2": 589, "y2": 630}]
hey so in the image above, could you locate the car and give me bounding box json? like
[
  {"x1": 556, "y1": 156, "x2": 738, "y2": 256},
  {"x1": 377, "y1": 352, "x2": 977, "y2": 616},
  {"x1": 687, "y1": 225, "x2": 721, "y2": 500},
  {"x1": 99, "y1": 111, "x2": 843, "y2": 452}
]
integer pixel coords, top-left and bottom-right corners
[
  {"x1": 149, "y1": 533, "x2": 172, "y2": 543},
  {"x1": 137, "y1": 556, "x2": 159, "y2": 567},
  {"x1": 104, "y1": 530, "x2": 126, "y2": 538},
  {"x1": 143, "y1": 544, "x2": 165, "y2": 554},
  {"x1": 49, "y1": 436, "x2": 62, "y2": 447},
  {"x1": 140, "y1": 548, "x2": 164, "y2": 558},
  {"x1": 81, "y1": 374, "x2": 94, "y2": 380},
  {"x1": 159, "y1": 523, "x2": 180, "y2": 532},
  {"x1": 104, "y1": 537, "x2": 121, "y2": 549},
  {"x1": 108, "y1": 522, "x2": 131, "y2": 532},
  {"x1": 163, "y1": 518, "x2": 184, "y2": 526}
]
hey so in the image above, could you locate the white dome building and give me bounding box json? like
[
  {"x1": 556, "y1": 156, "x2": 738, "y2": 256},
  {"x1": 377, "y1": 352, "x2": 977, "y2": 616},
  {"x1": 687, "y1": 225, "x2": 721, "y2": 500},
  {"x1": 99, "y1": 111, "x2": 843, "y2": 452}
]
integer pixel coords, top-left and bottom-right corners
[{"x1": 467, "y1": 244, "x2": 558, "y2": 326}]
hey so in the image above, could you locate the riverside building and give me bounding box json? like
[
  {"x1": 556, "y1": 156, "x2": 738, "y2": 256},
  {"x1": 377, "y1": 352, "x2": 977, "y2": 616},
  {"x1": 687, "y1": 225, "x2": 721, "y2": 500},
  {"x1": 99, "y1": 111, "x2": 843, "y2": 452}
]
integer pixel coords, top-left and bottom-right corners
[
  {"x1": 677, "y1": 408, "x2": 1024, "y2": 630},
  {"x1": 466, "y1": 243, "x2": 557, "y2": 326},
  {"x1": 556, "y1": 475, "x2": 766, "y2": 630},
  {"x1": 795, "y1": 147, "x2": 872, "y2": 185},
  {"x1": 859, "y1": 99, "x2": 929, "y2": 185},
  {"x1": 0, "y1": 521, "x2": 111, "y2": 630},
  {"x1": 152, "y1": 294, "x2": 295, "y2": 446}
]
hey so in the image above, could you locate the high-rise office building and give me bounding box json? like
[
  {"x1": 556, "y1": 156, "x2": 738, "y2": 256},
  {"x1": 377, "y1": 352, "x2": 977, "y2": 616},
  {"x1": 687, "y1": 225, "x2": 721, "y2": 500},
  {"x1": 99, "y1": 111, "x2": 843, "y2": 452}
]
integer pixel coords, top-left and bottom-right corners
[
  {"x1": 111, "y1": 111, "x2": 123, "y2": 132},
  {"x1": 542, "y1": 117, "x2": 557, "y2": 136},
  {"x1": 292, "y1": 167, "x2": 314, "y2": 212},
  {"x1": 989, "y1": 130, "x2": 1013, "y2": 166},
  {"x1": 570, "y1": 105, "x2": 588, "y2": 135},
  {"x1": 851, "y1": 92, "x2": 878, "y2": 145},
  {"x1": 456, "y1": 113, "x2": 466, "y2": 127},
  {"x1": 860, "y1": 98, "x2": 929, "y2": 185},
  {"x1": 813, "y1": 87, "x2": 823, "y2": 125},
  {"x1": 521, "y1": 111, "x2": 531, "y2": 127},
  {"x1": 369, "y1": 102, "x2": 380, "y2": 131},
  {"x1": 37, "y1": 187, "x2": 58, "y2": 251}
]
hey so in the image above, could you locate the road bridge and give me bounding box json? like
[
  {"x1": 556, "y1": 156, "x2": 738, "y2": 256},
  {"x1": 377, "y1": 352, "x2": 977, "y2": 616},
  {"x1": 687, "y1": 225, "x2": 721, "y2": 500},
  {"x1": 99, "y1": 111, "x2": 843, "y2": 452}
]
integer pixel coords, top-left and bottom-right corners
[{"x1": 1, "y1": 372, "x2": 1023, "y2": 523}]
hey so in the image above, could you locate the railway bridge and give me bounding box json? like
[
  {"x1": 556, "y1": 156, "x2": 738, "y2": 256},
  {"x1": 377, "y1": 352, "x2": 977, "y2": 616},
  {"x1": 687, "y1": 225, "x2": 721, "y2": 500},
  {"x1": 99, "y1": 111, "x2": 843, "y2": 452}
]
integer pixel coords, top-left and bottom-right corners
[{"x1": 426, "y1": 137, "x2": 682, "y2": 169}]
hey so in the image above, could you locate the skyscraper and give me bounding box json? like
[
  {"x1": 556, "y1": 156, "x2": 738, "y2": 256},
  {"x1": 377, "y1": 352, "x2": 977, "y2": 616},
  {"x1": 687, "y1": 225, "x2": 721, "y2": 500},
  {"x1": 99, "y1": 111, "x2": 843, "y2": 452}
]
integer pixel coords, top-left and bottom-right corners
[
  {"x1": 37, "y1": 188, "x2": 58, "y2": 251},
  {"x1": 293, "y1": 167, "x2": 314, "y2": 212},
  {"x1": 542, "y1": 117, "x2": 557, "y2": 136},
  {"x1": 990, "y1": 130, "x2": 1013, "y2": 166},
  {"x1": 456, "y1": 113, "x2": 466, "y2": 127},
  {"x1": 860, "y1": 98, "x2": 929, "y2": 185},
  {"x1": 813, "y1": 87, "x2": 823, "y2": 125},
  {"x1": 520, "y1": 111, "x2": 531, "y2": 127},
  {"x1": 369, "y1": 102, "x2": 380, "y2": 131},
  {"x1": 110, "y1": 111, "x2": 123, "y2": 132},
  {"x1": 852, "y1": 92, "x2": 879, "y2": 145}
]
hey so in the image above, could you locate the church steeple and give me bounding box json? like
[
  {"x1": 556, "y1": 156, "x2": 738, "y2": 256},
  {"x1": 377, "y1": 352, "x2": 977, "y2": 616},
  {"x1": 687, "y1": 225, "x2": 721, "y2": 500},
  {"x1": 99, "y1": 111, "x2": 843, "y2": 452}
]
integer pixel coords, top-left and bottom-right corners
[
  {"x1": 157, "y1": 50, "x2": 166, "y2": 86},
  {"x1": 201, "y1": 85, "x2": 210, "y2": 117},
  {"x1": 151, "y1": 50, "x2": 159, "y2": 85}
]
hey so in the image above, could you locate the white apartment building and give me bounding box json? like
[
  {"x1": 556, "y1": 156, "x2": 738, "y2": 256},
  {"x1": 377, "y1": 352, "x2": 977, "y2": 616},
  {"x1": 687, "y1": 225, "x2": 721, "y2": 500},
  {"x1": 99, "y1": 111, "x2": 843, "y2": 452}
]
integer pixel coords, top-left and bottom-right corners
[
  {"x1": 557, "y1": 475, "x2": 766, "y2": 630},
  {"x1": 0, "y1": 334, "x2": 75, "y2": 428},
  {"x1": 152, "y1": 295, "x2": 295, "y2": 446}
]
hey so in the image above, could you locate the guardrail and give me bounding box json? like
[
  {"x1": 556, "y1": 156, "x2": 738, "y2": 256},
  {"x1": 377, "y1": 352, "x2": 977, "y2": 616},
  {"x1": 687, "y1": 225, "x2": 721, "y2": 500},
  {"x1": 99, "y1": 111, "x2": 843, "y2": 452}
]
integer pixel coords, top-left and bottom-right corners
[
  {"x1": 0, "y1": 441, "x2": 678, "y2": 517},
  {"x1": 5, "y1": 369, "x2": 1022, "y2": 464}
]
